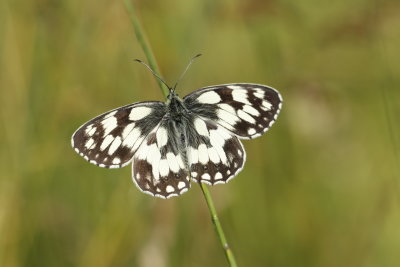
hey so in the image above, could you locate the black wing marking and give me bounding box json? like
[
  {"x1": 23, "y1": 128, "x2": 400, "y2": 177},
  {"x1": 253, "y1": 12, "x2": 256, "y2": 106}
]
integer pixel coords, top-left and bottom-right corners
[
  {"x1": 184, "y1": 83, "x2": 282, "y2": 139},
  {"x1": 132, "y1": 119, "x2": 191, "y2": 199},
  {"x1": 71, "y1": 101, "x2": 166, "y2": 168},
  {"x1": 184, "y1": 116, "x2": 246, "y2": 185}
]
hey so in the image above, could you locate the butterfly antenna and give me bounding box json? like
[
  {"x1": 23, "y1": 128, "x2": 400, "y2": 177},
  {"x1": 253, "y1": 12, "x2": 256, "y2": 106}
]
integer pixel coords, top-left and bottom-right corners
[
  {"x1": 134, "y1": 59, "x2": 171, "y2": 90},
  {"x1": 173, "y1": 53, "x2": 202, "y2": 91}
]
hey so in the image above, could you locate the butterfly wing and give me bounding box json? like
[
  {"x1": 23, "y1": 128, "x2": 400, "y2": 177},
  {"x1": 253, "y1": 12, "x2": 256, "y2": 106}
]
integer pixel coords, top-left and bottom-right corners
[
  {"x1": 131, "y1": 119, "x2": 191, "y2": 199},
  {"x1": 184, "y1": 115, "x2": 246, "y2": 185},
  {"x1": 71, "y1": 101, "x2": 166, "y2": 168},
  {"x1": 183, "y1": 83, "x2": 282, "y2": 139}
]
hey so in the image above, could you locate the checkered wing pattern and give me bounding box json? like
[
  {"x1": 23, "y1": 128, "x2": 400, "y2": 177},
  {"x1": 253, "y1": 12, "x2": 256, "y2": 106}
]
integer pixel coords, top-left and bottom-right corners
[
  {"x1": 72, "y1": 83, "x2": 282, "y2": 199},
  {"x1": 72, "y1": 102, "x2": 165, "y2": 168},
  {"x1": 184, "y1": 116, "x2": 246, "y2": 185},
  {"x1": 184, "y1": 83, "x2": 282, "y2": 139},
  {"x1": 131, "y1": 120, "x2": 191, "y2": 199}
]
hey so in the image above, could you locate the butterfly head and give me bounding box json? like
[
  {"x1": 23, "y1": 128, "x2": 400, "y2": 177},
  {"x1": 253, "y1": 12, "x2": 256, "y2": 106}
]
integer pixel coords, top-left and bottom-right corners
[{"x1": 135, "y1": 54, "x2": 202, "y2": 99}]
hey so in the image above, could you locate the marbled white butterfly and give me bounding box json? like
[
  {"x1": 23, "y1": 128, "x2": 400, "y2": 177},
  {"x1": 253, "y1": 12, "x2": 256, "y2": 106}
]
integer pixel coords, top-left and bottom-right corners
[{"x1": 71, "y1": 58, "x2": 282, "y2": 199}]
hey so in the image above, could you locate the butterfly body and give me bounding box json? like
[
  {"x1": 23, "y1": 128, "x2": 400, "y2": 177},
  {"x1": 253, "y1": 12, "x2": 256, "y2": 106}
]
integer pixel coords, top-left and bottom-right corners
[{"x1": 72, "y1": 83, "x2": 282, "y2": 198}]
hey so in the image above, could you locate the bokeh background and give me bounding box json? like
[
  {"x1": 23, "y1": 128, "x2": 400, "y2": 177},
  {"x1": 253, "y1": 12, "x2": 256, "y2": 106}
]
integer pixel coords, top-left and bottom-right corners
[{"x1": 1, "y1": 0, "x2": 400, "y2": 266}]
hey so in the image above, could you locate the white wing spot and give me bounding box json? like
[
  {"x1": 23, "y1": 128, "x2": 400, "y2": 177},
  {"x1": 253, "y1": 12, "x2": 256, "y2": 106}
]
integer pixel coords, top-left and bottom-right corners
[
  {"x1": 159, "y1": 159, "x2": 169, "y2": 177},
  {"x1": 247, "y1": 128, "x2": 256, "y2": 135},
  {"x1": 269, "y1": 120, "x2": 276, "y2": 127},
  {"x1": 85, "y1": 138, "x2": 95, "y2": 149},
  {"x1": 208, "y1": 147, "x2": 220, "y2": 164},
  {"x1": 86, "y1": 126, "x2": 97, "y2": 137},
  {"x1": 147, "y1": 144, "x2": 161, "y2": 181},
  {"x1": 218, "y1": 103, "x2": 236, "y2": 114},
  {"x1": 197, "y1": 91, "x2": 221, "y2": 104},
  {"x1": 238, "y1": 149, "x2": 243, "y2": 156},
  {"x1": 129, "y1": 106, "x2": 152, "y2": 120},
  {"x1": 122, "y1": 128, "x2": 141, "y2": 148},
  {"x1": 237, "y1": 110, "x2": 256, "y2": 124},
  {"x1": 261, "y1": 100, "x2": 272, "y2": 111},
  {"x1": 108, "y1": 136, "x2": 122, "y2": 155},
  {"x1": 180, "y1": 188, "x2": 188, "y2": 194},
  {"x1": 215, "y1": 172, "x2": 223, "y2": 180},
  {"x1": 102, "y1": 116, "x2": 118, "y2": 137},
  {"x1": 122, "y1": 123, "x2": 135, "y2": 139},
  {"x1": 209, "y1": 127, "x2": 229, "y2": 165},
  {"x1": 194, "y1": 118, "x2": 209, "y2": 137},
  {"x1": 100, "y1": 135, "x2": 114, "y2": 151},
  {"x1": 156, "y1": 127, "x2": 168, "y2": 147},
  {"x1": 178, "y1": 181, "x2": 186, "y2": 189},
  {"x1": 217, "y1": 109, "x2": 240, "y2": 125},
  {"x1": 137, "y1": 143, "x2": 149, "y2": 160},
  {"x1": 191, "y1": 172, "x2": 198, "y2": 178},
  {"x1": 176, "y1": 154, "x2": 185, "y2": 169},
  {"x1": 104, "y1": 111, "x2": 117, "y2": 119},
  {"x1": 198, "y1": 144, "x2": 209, "y2": 164},
  {"x1": 217, "y1": 120, "x2": 235, "y2": 131},
  {"x1": 243, "y1": 105, "x2": 260, "y2": 116},
  {"x1": 112, "y1": 157, "x2": 121, "y2": 164},
  {"x1": 227, "y1": 170, "x2": 231, "y2": 175},
  {"x1": 210, "y1": 130, "x2": 226, "y2": 148},
  {"x1": 167, "y1": 153, "x2": 180, "y2": 173},
  {"x1": 201, "y1": 173, "x2": 211, "y2": 180},
  {"x1": 166, "y1": 185, "x2": 175, "y2": 193},
  {"x1": 85, "y1": 125, "x2": 93, "y2": 135},
  {"x1": 188, "y1": 147, "x2": 199, "y2": 164},
  {"x1": 232, "y1": 89, "x2": 251, "y2": 105},
  {"x1": 253, "y1": 90, "x2": 265, "y2": 98}
]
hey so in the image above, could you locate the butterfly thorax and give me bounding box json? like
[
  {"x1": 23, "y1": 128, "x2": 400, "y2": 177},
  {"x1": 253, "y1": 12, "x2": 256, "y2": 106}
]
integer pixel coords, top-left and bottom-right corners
[{"x1": 166, "y1": 93, "x2": 189, "y2": 121}]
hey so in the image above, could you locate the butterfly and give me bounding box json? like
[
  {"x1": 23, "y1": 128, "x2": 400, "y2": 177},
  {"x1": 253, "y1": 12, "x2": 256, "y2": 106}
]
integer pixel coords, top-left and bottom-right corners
[{"x1": 71, "y1": 58, "x2": 282, "y2": 199}]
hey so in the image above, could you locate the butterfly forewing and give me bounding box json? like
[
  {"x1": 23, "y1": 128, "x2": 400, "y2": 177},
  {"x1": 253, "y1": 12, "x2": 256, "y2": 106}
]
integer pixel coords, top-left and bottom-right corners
[
  {"x1": 72, "y1": 101, "x2": 165, "y2": 168},
  {"x1": 184, "y1": 83, "x2": 282, "y2": 139}
]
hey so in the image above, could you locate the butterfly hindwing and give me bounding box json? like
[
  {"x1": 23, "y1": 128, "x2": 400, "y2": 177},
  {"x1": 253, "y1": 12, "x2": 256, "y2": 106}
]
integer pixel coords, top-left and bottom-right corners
[
  {"x1": 184, "y1": 83, "x2": 282, "y2": 139},
  {"x1": 132, "y1": 120, "x2": 191, "y2": 198},
  {"x1": 185, "y1": 116, "x2": 246, "y2": 185},
  {"x1": 72, "y1": 101, "x2": 166, "y2": 168}
]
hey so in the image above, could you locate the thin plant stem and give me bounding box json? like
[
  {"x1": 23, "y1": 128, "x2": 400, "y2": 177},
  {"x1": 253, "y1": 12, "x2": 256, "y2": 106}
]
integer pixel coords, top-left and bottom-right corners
[
  {"x1": 123, "y1": 0, "x2": 169, "y2": 97},
  {"x1": 123, "y1": 1, "x2": 238, "y2": 266},
  {"x1": 199, "y1": 182, "x2": 238, "y2": 267}
]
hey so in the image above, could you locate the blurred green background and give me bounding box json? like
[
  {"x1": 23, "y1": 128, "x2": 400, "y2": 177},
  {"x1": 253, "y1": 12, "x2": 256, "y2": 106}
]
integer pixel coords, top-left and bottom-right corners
[{"x1": 1, "y1": 0, "x2": 400, "y2": 266}]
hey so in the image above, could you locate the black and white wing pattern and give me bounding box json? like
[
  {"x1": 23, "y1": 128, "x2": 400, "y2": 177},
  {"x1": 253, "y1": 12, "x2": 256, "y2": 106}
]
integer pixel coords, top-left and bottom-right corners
[
  {"x1": 131, "y1": 119, "x2": 191, "y2": 199},
  {"x1": 184, "y1": 83, "x2": 282, "y2": 139},
  {"x1": 184, "y1": 116, "x2": 246, "y2": 185},
  {"x1": 72, "y1": 102, "x2": 166, "y2": 168},
  {"x1": 72, "y1": 83, "x2": 282, "y2": 199}
]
